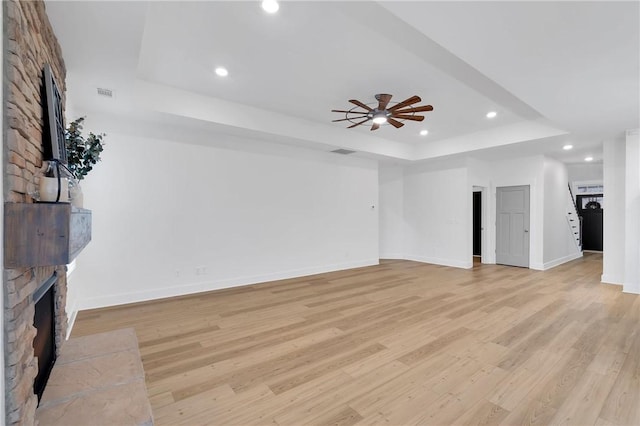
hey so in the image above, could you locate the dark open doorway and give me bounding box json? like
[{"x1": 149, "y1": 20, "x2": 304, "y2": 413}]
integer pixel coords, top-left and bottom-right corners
[
  {"x1": 473, "y1": 191, "x2": 482, "y2": 257},
  {"x1": 577, "y1": 194, "x2": 603, "y2": 251}
]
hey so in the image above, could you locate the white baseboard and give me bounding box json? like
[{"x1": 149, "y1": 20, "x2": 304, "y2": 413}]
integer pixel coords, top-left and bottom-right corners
[
  {"x1": 542, "y1": 252, "x2": 583, "y2": 270},
  {"x1": 76, "y1": 259, "x2": 380, "y2": 311},
  {"x1": 530, "y1": 262, "x2": 545, "y2": 271},
  {"x1": 404, "y1": 254, "x2": 473, "y2": 269},
  {"x1": 66, "y1": 304, "x2": 78, "y2": 340},
  {"x1": 65, "y1": 277, "x2": 79, "y2": 338},
  {"x1": 601, "y1": 274, "x2": 624, "y2": 285},
  {"x1": 66, "y1": 259, "x2": 77, "y2": 278},
  {"x1": 379, "y1": 253, "x2": 405, "y2": 260},
  {"x1": 623, "y1": 282, "x2": 640, "y2": 294}
]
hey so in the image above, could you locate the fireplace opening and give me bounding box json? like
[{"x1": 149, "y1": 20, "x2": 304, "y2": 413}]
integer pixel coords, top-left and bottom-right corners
[{"x1": 33, "y1": 272, "x2": 58, "y2": 401}]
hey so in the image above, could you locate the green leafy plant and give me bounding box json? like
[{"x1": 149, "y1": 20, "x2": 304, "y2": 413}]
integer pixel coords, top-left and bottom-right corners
[{"x1": 65, "y1": 117, "x2": 105, "y2": 180}]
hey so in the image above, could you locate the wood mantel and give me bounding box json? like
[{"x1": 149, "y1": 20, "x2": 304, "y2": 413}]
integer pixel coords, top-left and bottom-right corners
[{"x1": 4, "y1": 203, "x2": 92, "y2": 268}]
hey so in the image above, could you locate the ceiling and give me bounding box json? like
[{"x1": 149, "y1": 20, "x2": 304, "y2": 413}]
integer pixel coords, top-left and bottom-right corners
[{"x1": 45, "y1": 1, "x2": 639, "y2": 165}]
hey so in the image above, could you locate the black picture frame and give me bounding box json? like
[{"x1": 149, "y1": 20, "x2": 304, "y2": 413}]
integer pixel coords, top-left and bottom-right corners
[{"x1": 42, "y1": 63, "x2": 67, "y2": 164}]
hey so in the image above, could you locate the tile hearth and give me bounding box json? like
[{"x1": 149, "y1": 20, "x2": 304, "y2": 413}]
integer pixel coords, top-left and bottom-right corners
[{"x1": 35, "y1": 328, "x2": 153, "y2": 425}]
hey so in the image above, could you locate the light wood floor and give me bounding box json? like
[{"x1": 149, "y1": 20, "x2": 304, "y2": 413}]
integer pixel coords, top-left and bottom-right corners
[{"x1": 72, "y1": 253, "x2": 640, "y2": 426}]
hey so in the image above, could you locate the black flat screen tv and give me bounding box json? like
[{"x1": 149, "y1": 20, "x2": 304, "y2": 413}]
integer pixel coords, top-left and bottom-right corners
[{"x1": 42, "y1": 63, "x2": 67, "y2": 164}]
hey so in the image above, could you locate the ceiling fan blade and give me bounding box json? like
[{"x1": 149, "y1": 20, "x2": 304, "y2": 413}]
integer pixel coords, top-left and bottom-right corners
[
  {"x1": 349, "y1": 99, "x2": 373, "y2": 111},
  {"x1": 331, "y1": 109, "x2": 368, "y2": 114},
  {"x1": 391, "y1": 114, "x2": 425, "y2": 122},
  {"x1": 387, "y1": 118, "x2": 404, "y2": 128},
  {"x1": 377, "y1": 94, "x2": 392, "y2": 111},
  {"x1": 392, "y1": 105, "x2": 433, "y2": 114},
  {"x1": 388, "y1": 95, "x2": 421, "y2": 111},
  {"x1": 347, "y1": 118, "x2": 371, "y2": 128},
  {"x1": 332, "y1": 117, "x2": 364, "y2": 123},
  {"x1": 370, "y1": 122, "x2": 380, "y2": 131}
]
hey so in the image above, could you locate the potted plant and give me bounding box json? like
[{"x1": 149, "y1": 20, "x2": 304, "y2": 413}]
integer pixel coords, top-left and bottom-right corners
[
  {"x1": 65, "y1": 117, "x2": 105, "y2": 180},
  {"x1": 64, "y1": 117, "x2": 106, "y2": 207}
]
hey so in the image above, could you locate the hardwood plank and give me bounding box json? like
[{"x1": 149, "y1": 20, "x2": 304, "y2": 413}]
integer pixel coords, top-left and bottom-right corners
[
  {"x1": 267, "y1": 343, "x2": 387, "y2": 394},
  {"x1": 243, "y1": 369, "x2": 354, "y2": 426},
  {"x1": 187, "y1": 383, "x2": 275, "y2": 426},
  {"x1": 489, "y1": 345, "x2": 573, "y2": 411},
  {"x1": 304, "y1": 405, "x2": 362, "y2": 426},
  {"x1": 550, "y1": 370, "x2": 617, "y2": 426},
  {"x1": 454, "y1": 399, "x2": 510, "y2": 426},
  {"x1": 527, "y1": 349, "x2": 597, "y2": 411},
  {"x1": 138, "y1": 325, "x2": 220, "y2": 348},
  {"x1": 152, "y1": 384, "x2": 235, "y2": 425},
  {"x1": 491, "y1": 299, "x2": 566, "y2": 348},
  {"x1": 498, "y1": 396, "x2": 557, "y2": 426},
  {"x1": 496, "y1": 307, "x2": 581, "y2": 370},
  {"x1": 397, "y1": 327, "x2": 475, "y2": 365},
  {"x1": 407, "y1": 391, "x2": 468, "y2": 425},
  {"x1": 449, "y1": 364, "x2": 509, "y2": 409},
  {"x1": 347, "y1": 351, "x2": 455, "y2": 416},
  {"x1": 599, "y1": 329, "x2": 640, "y2": 425}
]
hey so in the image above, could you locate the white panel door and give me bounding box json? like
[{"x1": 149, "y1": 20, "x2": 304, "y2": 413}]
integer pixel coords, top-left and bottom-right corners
[{"x1": 496, "y1": 185, "x2": 530, "y2": 267}]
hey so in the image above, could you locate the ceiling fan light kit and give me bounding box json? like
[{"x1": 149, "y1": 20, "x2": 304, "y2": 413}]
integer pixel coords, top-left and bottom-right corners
[
  {"x1": 372, "y1": 112, "x2": 388, "y2": 124},
  {"x1": 332, "y1": 93, "x2": 433, "y2": 131}
]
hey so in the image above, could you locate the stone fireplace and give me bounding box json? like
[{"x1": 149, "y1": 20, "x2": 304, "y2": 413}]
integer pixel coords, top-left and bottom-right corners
[{"x1": 3, "y1": 1, "x2": 69, "y2": 424}]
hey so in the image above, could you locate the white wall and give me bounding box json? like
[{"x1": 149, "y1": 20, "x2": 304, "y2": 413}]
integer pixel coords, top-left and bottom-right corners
[
  {"x1": 602, "y1": 138, "x2": 626, "y2": 285},
  {"x1": 403, "y1": 161, "x2": 471, "y2": 268},
  {"x1": 566, "y1": 163, "x2": 603, "y2": 182},
  {"x1": 542, "y1": 157, "x2": 582, "y2": 267},
  {"x1": 379, "y1": 165, "x2": 404, "y2": 258},
  {"x1": 624, "y1": 130, "x2": 640, "y2": 293},
  {"x1": 70, "y1": 130, "x2": 379, "y2": 311}
]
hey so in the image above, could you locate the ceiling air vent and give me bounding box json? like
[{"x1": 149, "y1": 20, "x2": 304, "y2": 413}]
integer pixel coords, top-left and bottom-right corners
[
  {"x1": 331, "y1": 149, "x2": 356, "y2": 155},
  {"x1": 96, "y1": 87, "x2": 114, "y2": 98}
]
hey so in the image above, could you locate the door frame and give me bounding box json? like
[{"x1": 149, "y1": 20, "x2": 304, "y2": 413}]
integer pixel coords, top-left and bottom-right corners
[{"x1": 472, "y1": 186, "x2": 488, "y2": 265}]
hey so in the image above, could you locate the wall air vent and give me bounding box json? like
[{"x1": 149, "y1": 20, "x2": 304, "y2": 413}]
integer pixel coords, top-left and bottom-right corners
[
  {"x1": 331, "y1": 149, "x2": 356, "y2": 155},
  {"x1": 96, "y1": 87, "x2": 114, "y2": 98}
]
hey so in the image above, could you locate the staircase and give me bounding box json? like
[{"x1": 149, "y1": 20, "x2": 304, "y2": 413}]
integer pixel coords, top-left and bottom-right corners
[{"x1": 566, "y1": 183, "x2": 582, "y2": 250}]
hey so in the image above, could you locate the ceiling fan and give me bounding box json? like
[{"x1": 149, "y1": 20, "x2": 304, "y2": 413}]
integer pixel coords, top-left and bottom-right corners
[{"x1": 332, "y1": 94, "x2": 433, "y2": 131}]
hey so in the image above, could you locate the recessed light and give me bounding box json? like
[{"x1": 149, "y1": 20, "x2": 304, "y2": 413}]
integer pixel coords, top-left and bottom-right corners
[
  {"x1": 420, "y1": 130, "x2": 429, "y2": 136},
  {"x1": 486, "y1": 111, "x2": 497, "y2": 118},
  {"x1": 215, "y1": 67, "x2": 228, "y2": 77},
  {"x1": 261, "y1": 0, "x2": 279, "y2": 13},
  {"x1": 585, "y1": 156, "x2": 593, "y2": 162},
  {"x1": 563, "y1": 144, "x2": 573, "y2": 150}
]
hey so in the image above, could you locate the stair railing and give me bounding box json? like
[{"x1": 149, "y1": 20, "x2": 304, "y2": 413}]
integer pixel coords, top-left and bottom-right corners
[{"x1": 567, "y1": 183, "x2": 583, "y2": 248}]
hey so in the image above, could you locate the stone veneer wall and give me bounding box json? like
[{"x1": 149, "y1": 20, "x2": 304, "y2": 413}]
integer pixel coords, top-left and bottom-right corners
[{"x1": 3, "y1": 1, "x2": 68, "y2": 424}]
